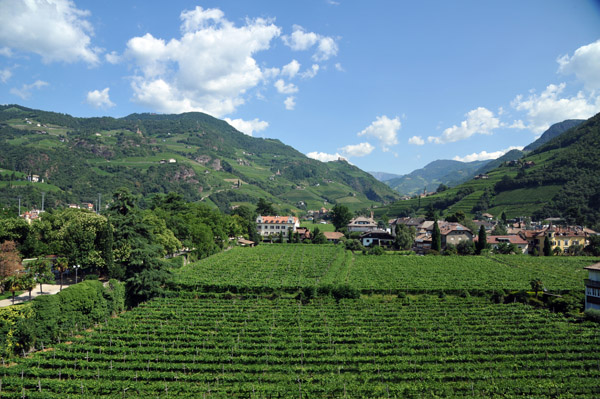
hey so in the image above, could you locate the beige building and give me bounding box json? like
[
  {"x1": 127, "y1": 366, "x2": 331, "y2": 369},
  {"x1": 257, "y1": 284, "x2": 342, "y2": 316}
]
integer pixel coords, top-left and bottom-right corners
[{"x1": 256, "y1": 216, "x2": 299, "y2": 238}]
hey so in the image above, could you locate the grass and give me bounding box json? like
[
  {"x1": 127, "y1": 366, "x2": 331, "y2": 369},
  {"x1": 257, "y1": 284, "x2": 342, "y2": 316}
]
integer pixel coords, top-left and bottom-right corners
[{"x1": 300, "y1": 221, "x2": 336, "y2": 232}]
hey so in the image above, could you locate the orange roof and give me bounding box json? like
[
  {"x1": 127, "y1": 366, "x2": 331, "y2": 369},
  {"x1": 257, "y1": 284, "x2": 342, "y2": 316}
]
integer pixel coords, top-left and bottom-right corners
[
  {"x1": 323, "y1": 232, "x2": 344, "y2": 240},
  {"x1": 259, "y1": 216, "x2": 298, "y2": 224}
]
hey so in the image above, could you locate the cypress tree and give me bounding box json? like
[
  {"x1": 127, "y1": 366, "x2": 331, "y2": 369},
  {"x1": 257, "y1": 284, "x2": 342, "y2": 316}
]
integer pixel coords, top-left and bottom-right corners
[
  {"x1": 431, "y1": 221, "x2": 442, "y2": 252},
  {"x1": 543, "y1": 235, "x2": 552, "y2": 256},
  {"x1": 476, "y1": 225, "x2": 487, "y2": 254}
]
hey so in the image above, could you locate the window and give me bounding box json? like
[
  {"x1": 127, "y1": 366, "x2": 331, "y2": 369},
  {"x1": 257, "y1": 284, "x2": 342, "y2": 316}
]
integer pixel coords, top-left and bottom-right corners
[{"x1": 564, "y1": 240, "x2": 569, "y2": 246}]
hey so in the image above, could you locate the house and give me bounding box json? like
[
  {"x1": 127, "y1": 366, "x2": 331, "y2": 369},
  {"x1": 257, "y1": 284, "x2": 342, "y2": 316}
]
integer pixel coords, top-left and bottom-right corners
[
  {"x1": 414, "y1": 234, "x2": 432, "y2": 252},
  {"x1": 295, "y1": 227, "x2": 311, "y2": 240},
  {"x1": 481, "y1": 213, "x2": 494, "y2": 220},
  {"x1": 472, "y1": 219, "x2": 495, "y2": 234},
  {"x1": 522, "y1": 226, "x2": 591, "y2": 255},
  {"x1": 237, "y1": 238, "x2": 255, "y2": 247},
  {"x1": 439, "y1": 222, "x2": 473, "y2": 248},
  {"x1": 168, "y1": 158, "x2": 177, "y2": 163},
  {"x1": 484, "y1": 235, "x2": 528, "y2": 253},
  {"x1": 584, "y1": 263, "x2": 600, "y2": 310},
  {"x1": 360, "y1": 230, "x2": 394, "y2": 247},
  {"x1": 347, "y1": 214, "x2": 377, "y2": 233},
  {"x1": 388, "y1": 217, "x2": 424, "y2": 235},
  {"x1": 159, "y1": 159, "x2": 167, "y2": 164},
  {"x1": 323, "y1": 231, "x2": 344, "y2": 243},
  {"x1": 256, "y1": 215, "x2": 300, "y2": 238}
]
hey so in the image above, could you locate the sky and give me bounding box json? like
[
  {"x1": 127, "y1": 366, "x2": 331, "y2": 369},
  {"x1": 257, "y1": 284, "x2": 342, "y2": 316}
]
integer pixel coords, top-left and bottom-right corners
[{"x1": 1, "y1": 1, "x2": 600, "y2": 175}]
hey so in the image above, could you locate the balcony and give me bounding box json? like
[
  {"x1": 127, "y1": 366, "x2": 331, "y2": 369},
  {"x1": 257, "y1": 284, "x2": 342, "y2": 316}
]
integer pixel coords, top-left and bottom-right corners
[{"x1": 585, "y1": 279, "x2": 600, "y2": 289}]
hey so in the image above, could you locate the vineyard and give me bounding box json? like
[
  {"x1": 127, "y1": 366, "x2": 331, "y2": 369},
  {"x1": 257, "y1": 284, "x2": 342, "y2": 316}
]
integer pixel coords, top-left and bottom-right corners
[
  {"x1": 3, "y1": 245, "x2": 600, "y2": 398},
  {"x1": 173, "y1": 245, "x2": 595, "y2": 294}
]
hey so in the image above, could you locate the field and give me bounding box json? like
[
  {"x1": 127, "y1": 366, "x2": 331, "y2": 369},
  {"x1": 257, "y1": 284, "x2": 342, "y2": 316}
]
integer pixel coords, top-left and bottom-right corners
[{"x1": 3, "y1": 246, "x2": 600, "y2": 398}]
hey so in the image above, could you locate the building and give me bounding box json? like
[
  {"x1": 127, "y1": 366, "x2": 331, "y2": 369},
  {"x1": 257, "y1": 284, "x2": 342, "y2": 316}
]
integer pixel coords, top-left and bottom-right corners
[
  {"x1": 439, "y1": 222, "x2": 473, "y2": 248},
  {"x1": 347, "y1": 215, "x2": 377, "y2": 233},
  {"x1": 522, "y1": 226, "x2": 591, "y2": 255},
  {"x1": 256, "y1": 215, "x2": 299, "y2": 238},
  {"x1": 360, "y1": 230, "x2": 394, "y2": 247},
  {"x1": 485, "y1": 235, "x2": 529, "y2": 253},
  {"x1": 323, "y1": 231, "x2": 344, "y2": 243},
  {"x1": 584, "y1": 263, "x2": 600, "y2": 310}
]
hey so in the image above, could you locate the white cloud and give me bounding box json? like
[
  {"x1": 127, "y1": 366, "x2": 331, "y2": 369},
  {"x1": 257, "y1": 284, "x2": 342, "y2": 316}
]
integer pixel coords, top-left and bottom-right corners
[
  {"x1": 224, "y1": 117, "x2": 268, "y2": 136},
  {"x1": 282, "y1": 25, "x2": 338, "y2": 61},
  {"x1": 453, "y1": 146, "x2": 524, "y2": 163},
  {"x1": 0, "y1": 67, "x2": 11, "y2": 83},
  {"x1": 557, "y1": 39, "x2": 600, "y2": 90},
  {"x1": 284, "y1": 96, "x2": 296, "y2": 110},
  {"x1": 428, "y1": 107, "x2": 500, "y2": 144},
  {"x1": 306, "y1": 151, "x2": 342, "y2": 162},
  {"x1": 282, "y1": 25, "x2": 319, "y2": 50},
  {"x1": 340, "y1": 142, "x2": 374, "y2": 157},
  {"x1": 10, "y1": 80, "x2": 48, "y2": 99},
  {"x1": 314, "y1": 36, "x2": 338, "y2": 61},
  {"x1": 0, "y1": 0, "x2": 99, "y2": 65},
  {"x1": 282, "y1": 59, "x2": 300, "y2": 79},
  {"x1": 274, "y1": 79, "x2": 298, "y2": 94},
  {"x1": 300, "y1": 64, "x2": 319, "y2": 79},
  {"x1": 357, "y1": 115, "x2": 401, "y2": 151},
  {"x1": 509, "y1": 120, "x2": 526, "y2": 129},
  {"x1": 105, "y1": 51, "x2": 121, "y2": 64},
  {"x1": 408, "y1": 135, "x2": 425, "y2": 145},
  {"x1": 334, "y1": 63, "x2": 344, "y2": 72},
  {"x1": 86, "y1": 88, "x2": 115, "y2": 109},
  {"x1": 511, "y1": 83, "x2": 599, "y2": 134},
  {"x1": 126, "y1": 6, "x2": 281, "y2": 116}
]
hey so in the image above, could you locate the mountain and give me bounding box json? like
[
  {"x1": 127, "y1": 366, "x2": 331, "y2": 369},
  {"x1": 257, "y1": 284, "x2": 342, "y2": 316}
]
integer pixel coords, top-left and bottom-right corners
[
  {"x1": 0, "y1": 105, "x2": 399, "y2": 214},
  {"x1": 375, "y1": 112, "x2": 600, "y2": 226},
  {"x1": 368, "y1": 171, "x2": 403, "y2": 182},
  {"x1": 384, "y1": 159, "x2": 490, "y2": 196},
  {"x1": 523, "y1": 119, "x2": 584, "y2": 151},
  {"x1": 475, "y1": 149, "x2": 525, "y2": 175}
]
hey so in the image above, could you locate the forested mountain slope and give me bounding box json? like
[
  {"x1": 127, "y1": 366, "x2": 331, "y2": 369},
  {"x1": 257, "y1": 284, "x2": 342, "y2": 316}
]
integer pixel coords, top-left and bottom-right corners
[{"x1": 0, "y1": 105, "x2": 398, "y2": 213}]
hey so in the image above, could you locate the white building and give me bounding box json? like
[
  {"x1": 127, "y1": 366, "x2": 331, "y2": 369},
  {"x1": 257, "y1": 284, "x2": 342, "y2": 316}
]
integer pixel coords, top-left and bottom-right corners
[
  {"x1": 256, "y1": 215, "x2": 300, "y2": 238},
  {"x1": 347, "y1": 215, "x2": 377, "y2": 233},
  {"x1": 584, "y1": 263, "x2": 600, "y2": 311}
]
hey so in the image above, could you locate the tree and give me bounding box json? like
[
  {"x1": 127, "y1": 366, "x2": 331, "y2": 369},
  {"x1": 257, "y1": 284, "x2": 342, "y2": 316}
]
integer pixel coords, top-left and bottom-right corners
[
  {"x1": 311, "y1": 227, "x2": 327, "y2": 244},
  {"x1": 55, "y1": 257, "x2": 68, "y2": 291},
  {"x1": 256, "y1": 198, "x2": 275, "y2": 216},
  {"x1": 500, "y1": 211, "x2": 507, "y2": 225},
  {"x1": 543, "y1": 236, "x2": 552, "y2": 256},
  {"x1": 0, "y1": 240, "x2": 23, "y2": 282},
  {"x1": 21, "y1": 272, "x2": 36, "y2": 300},
  {"x1": 446, "y1": 211, "x2": 466, "y2": 223},
  {"x1": 4, "y1": 275, "x2": 22, "y2": 305},
  {"x1": 30, "y1": 258, "x2": 53, "y2": 294},
  {"x1": 394, "y1": 224, "x2": 416, "y2": 250},
  {"x1": 457, "y1": 240, "x2": 475, "y2": 255},
  {"x1": 330, "y1": 204, "x2": 353, "y2": 232},
  {"x1": 425, "y1": 204, "x2": 438, "y2": 221},
  {"x1": 491, "y1": 223, "x2": 508, "y2": 236},
  {"x1": 585, "y1": 235, "x2": 600, "y2": 256},
  {"x1": 431, "y1": 221, "x2": 442, "y2": 252},
  {"x1": 530, "y1": 278, "x2": 544, "y2": 298},
  {"x1": 436, "y1": 183, "x2": 448, "y2": 193},
  {"x1": 476, "y1": 225, "x2": 487, "y2": 254}
]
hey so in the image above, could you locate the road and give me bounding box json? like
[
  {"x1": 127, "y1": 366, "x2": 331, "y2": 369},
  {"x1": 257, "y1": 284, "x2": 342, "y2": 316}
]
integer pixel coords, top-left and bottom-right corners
[{"x1": 0, "y1": 284, "x2": 66, "y2": 307}]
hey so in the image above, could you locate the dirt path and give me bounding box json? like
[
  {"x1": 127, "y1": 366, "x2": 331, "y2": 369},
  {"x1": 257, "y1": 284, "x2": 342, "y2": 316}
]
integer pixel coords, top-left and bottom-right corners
[{"x1": 0, "y1": 284, "x2": 67, "y2": 307}]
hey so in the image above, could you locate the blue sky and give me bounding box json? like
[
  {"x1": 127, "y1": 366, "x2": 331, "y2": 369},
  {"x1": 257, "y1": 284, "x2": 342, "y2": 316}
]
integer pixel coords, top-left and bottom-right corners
[{"x1": 1, "y1": 1, "x2": 600, "y2": 175}]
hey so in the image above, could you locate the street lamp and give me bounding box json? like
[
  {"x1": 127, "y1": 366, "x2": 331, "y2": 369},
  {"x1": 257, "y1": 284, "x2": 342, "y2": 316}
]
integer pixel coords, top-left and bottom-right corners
[{"x1": 74, "y1": 264, "x2": 81, "y2": 284}]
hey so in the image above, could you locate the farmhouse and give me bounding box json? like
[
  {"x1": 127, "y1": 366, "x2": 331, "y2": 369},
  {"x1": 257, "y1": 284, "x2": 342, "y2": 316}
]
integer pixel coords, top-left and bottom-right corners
[
  {"x1": 256, "y1": 215, "x2": 299, "y2": 238},
  {"x1": 361, "y1": 230, "x2": 394, "y2": 247},
  {"x1": 485, "y1": 235, "x2": 529, "y2": 253},
  {"x1": 323, "y1": 231, "x2": 344, "y2": 243},
  {"x1": 522, "y1": 226, "x2": 592, "y2": 255},
  {"x1": 584, "y1": 263, "x2": 600, "y2": 310},
  {"x1": 347, "y1": 214, "x2": 377, "y2": 233}
]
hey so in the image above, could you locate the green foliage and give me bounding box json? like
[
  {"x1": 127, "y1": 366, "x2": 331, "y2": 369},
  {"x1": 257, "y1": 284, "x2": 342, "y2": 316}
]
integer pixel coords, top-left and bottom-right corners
[
  {"x1": 431, "y1": 220, "x2": 441, "y2": 252},
  {"x1": 255, "y1": 198, "x2": 275, "y2": 216},
  {"x1": 330, "y1": 204, "x2": 353, "y2": 231},
  {"x1": 543, "y1": 235, "x2": 552, "y2": 257},
  {"x1": 584, "y1": 308, "x2": 600, "y2": 323},
  {"x1": 364, "y1": 245, "x2": 385, "y2": 255},
  {"x1": 311, "y1": 227, "x2": 327, "y2": 244},
  {"x1": 476, "y1": 225, "x2": 487, "y2": 254}
]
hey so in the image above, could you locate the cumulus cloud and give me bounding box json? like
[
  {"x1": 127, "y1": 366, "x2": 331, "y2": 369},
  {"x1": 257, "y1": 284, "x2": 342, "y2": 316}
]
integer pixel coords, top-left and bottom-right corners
[
  {"x1": 282, "y1": 25, "x2": 338, "y2": 61},
  {"x1": 274, "y1": 79, "x2": 298, "y2": 94},
  {"x1": 86, "y1": 88, "x2": 115, "y2": 109},
  {"x1": 0, "y1": 0, "x2": 99, "y2": 65},
  {"x1": 511, "y1": 83, "x2": 599, "y2": 134},
  {"x1": 357, "y1": 115, "x2": 401, "y2": 151},
  {"x1": 0, "y1": 67, "x2": 11, "y2": 83},
  {"x1": 428, "y1": 107, "x2": 500, "y2": 144},
  {"x1": 224, "y1": 117, "x2": 268, "y2": 136},
  {"x1": 282, "y1": 59, "x2": 300, "y2": 79},
  {"x1": 557, "y1": 39, "x2": 600, "y2": 90},
  {"x1": 105, "y1": 51, "x2": 121, "y2": 64},
  {"x1": 10, "y1": 80, "x2": 48, "y2": 99},
  {"x1": 306, "y1": 151, "x2": 343, "y2": 162},
  {"x1": 340, "y1": 142, "x2": 375, "y2": 157},
  {"x1": 300, "y1": 64, "x2": 319, "y2": 79},
  {"x1": 453, "y1": 146, "x2": 524, "y2": 163},
  {"x1": 125, "y1": 6, "x2": 281, "y2": 116},
  {"x1": 408, "y1": 135, "x2": 425, "y2": 145},
  {"x1": 284, "y1": 96, "x2": 296, "y2": 110}
]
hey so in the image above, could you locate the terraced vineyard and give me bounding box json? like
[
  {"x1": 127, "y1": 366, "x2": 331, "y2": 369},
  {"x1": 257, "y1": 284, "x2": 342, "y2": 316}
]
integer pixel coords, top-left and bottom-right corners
[{"x1": 3, "y1": 246, "x2": 600, "y2": 397}]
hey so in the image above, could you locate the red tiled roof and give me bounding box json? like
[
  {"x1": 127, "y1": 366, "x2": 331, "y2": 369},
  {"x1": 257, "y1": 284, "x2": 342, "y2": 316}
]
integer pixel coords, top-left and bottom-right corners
[{"x1": 259, "y1": 216, "x2": 298, "y2": 224}]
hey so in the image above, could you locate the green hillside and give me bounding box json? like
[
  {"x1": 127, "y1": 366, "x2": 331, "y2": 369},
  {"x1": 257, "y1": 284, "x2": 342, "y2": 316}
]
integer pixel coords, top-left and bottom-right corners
[
  {"x1": 0, "y1": 105, "x2": 399, "y2": 213},
  {"x1": 375, "y1": 112, "x2": 600, "y2": 226}
]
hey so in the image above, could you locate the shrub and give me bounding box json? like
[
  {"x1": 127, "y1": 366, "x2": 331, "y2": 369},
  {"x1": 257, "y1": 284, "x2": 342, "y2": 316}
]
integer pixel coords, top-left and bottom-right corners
[{"x1": 584, "y1": 308, "x2": 600, "y2": 323}]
